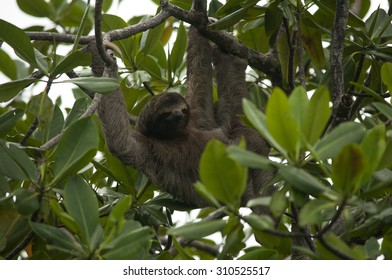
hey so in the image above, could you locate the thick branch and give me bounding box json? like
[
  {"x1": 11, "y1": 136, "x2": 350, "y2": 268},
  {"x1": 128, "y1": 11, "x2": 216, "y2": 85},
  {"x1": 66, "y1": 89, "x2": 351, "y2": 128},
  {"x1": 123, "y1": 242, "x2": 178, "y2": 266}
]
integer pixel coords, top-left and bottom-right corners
[
  {"x1": 330, "y1": 0, "x2": 351, "y2": 128},
  {"x1": 25, "y1": 10, "x2": 171, "y2": 44},
  {"x1": 25, "y1": 1, "x2": 280, "y2": 84},
  {"x1": 161, "y1": 1, "x2": 281, "y2": 85},
  {"x1": 94, "y1": 0, "x2": 113, "y2": 66}
]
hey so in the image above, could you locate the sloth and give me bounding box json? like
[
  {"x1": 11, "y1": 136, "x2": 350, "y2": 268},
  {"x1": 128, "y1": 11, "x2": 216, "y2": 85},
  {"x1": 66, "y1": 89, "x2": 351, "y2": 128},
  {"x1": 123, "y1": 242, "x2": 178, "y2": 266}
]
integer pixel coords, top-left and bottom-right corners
[{"x1": 90, "y1": 26, "x2": 271, "y2": 209}]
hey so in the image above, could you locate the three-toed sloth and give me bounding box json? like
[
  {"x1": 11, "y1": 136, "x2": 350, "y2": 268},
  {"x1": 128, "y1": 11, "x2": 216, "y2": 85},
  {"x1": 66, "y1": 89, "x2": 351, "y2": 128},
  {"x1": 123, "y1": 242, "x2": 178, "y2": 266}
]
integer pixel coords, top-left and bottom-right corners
[{"x1": 90, "y1": 26, "x2": 271, "y2": 210}]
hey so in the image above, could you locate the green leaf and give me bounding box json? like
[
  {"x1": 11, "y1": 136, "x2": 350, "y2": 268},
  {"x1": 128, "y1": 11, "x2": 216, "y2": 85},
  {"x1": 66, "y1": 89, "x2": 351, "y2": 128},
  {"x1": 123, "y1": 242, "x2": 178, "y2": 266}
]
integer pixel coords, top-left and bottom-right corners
[
  {"x1": 279, "y1": 165, "x2": 328, "y2": 196},
  {"x1": 0, "y1": 141, "x2": 36, "y2": 181},
  {"x1": 14, "y1": 189, "x2": 39, "y2": 216},
  {"x1": 269, "y1": 189, "x2": 288, "y2": 218},
  {"x1": 102, "y1": 14, "x2": 134, "y2": 67},
  {"x1": 218, "y1": 222, "x2": 245, "y2": 260},
  {"x1": 63, "y1": 98, "x2": 88, "y2": 128},
  {"x1": 139, "y1": 22, "x2": 165, "y2": 54},
  {"x1": 381, "y1": 62, "x2": 392, "y2": 96},
  {"x1": 266, "y1": 88, "x2": 299, "y2": 160},
  {"x1": 298, "y1": 199, "x2": 337, "y2": 227},
  {"x1": 63, "y1": 176, "x2": 99, "y2": 242},
  {"x1": 374, "y1": 102, "x2": 392, "y2": 119},
  {"x1": 168, "y1": 220, "x2": 226, "y2": 240},
  {"x1": 170, "y1": 22, "x2": 187, "y2": 76},
  {"x1": 243, "y1": 99, "x2": 286, "y2": 157},
  {"x1": 30, "y1": 222, "x2": 81, "y2": 254},
  {"x1": 27, "y1": 92, "x2": 54, "y2": 130},
  {"x1": 243, "y1": 213, "x2": 275, "y2": 232},
  {"x1": 331, "y1": 144, "x2": 366, "y2": 195},
  {"x1": 288, "y1": 87, "x2": 309, "y2": 134},
  {"x1": 51, "y1": 50, "x2": 91, "y2": 78},
  {"x1": 359, "y1": 125, "x2": 386, "y2": 183},
  {"x1": 62, "y1": 77, "x2": 119, "y2": 94},
  {"x1": 0, "y1": 109, "x2": 24, "y2": 137},
  {"x1": 105, "y1": 196, "x2": 133, "y2": 232},
  {"x1": 0, "y1": 20, "x2": 38, "y2": 68},
  {"x1": 314, "y1": 122, "x2": 366, "y2": 159},
  {"x1": 49, "y1": 200, "x2": 80, "y2": 234},
  {"x1": 301, "y1": 20, "x2": 325, "y2": 68},
  {"x1": 52, "y1": 117, "x2": 98, "y2": 184},
  {"x1": 304, "y1": 86, "x2": 331, "y2": 145},
  {"x1": 316, "y1": 232, "x2": 364, "y2": 259},
  {"x1": 265, "y1": 2, "x2": 283, "y2": 40},
  {"x1": 227, "y1": 145, "x2": 275, "y2": 169},
  {"x1": 199, "y1": 140, "x2": 247, "y2": 208},
  {"x1": 209, "y1": 7, "x2": 247, "y2": 30},
  {"x1": 0, "y1": 78, "x2": 36, "y2": 103},
  {"x1": 16, "y1": 0, "x2": 52, "y2": 18},
  {"x1": 0, "y1": 48, "x2": 17, "y2": 80},
  {"x1": 103, "y1": 220, "x2": 153, "y2": 260},
  {"x1": 238, "y1": 248, "x2": 280, "y2": 260}
]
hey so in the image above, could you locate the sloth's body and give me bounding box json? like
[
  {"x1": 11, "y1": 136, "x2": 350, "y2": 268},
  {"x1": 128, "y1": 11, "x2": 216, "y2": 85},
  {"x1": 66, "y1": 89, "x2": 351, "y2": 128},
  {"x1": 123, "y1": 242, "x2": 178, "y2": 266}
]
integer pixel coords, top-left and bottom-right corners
[{"x1": 94, "y1": 26, "x2": 271, "y2": 208}]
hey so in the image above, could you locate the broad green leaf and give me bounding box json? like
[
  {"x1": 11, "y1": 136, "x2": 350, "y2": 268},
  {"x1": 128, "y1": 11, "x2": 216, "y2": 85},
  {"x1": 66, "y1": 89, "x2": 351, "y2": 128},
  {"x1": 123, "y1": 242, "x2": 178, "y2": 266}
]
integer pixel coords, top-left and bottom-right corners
[
  {"x1": 17, "y1": 0, "x2": 52, "y2": 18},
  {"x1": 63, "y1": 98, "x2": 88, "y2": 128},
  {"x1": 139, "y1": 22, "x2": 165, "y2": 54},
  {"x1": 0, "y1": 141, "x2": 36, "y2": 181},
  {"x1": 103, "y1": 220, "x2": 153, "y2": 260},
  {"x1": 298, "y1": 199, "x2": 337, "y2": 227},
  {"x1": 62, "y1": 77, "x2": 119, "y2": 94},
  {"x1": 316, "y1": 232, "x2": 365, "y2": 259},
  {"x1": 199, "y1": 140, "x2": 247, "y2": 208},
  {"x1": 30, "y1": 222, "x2": 81, "y2": 254},
  {"x1": 359, "y1": 125, "x2": 386, "y2": 183},
  {"x1": 209, "y1": 7, "x2": 247, "y2": 30},
  {"x1": 0, "y1": 109, "x2": 24, "y2": 137},
  {"x1": 266, "y1": 88, "x2": 299, "y2": 160},
  {"x1": 102, "y1": 14, "x2": 134, "y2": 67},
  {"x1": 381, "y1": 229, "x2": 392, "y2": 260},
  {"x1": 0, "y1": 20, "x2": 40, "y2": 70},
  {"x1": 304, "y1": 86, "x2": 331, "y2": 145},
  {"x1": 105, "y1": 196, "x2": 133, "y2": 232},
  {"x1": 269, "y1": 189, "x2": 288, "y2": 218},
  {"x1": 14, "y1": 189, "x2": 39, "y2": 216},
  {"x1": 243, "y1": 213, "x2": 275, "y2": 232},
  {"x1": 265, "y1": 2, "x2": 283, "y2": 40},
  {"x1": 374, "y1": 102, "x2": 392, "y2": 119},
  {"x1": 0, "y1": 78, "x2": 36, "y2": 103},
  {"x1": 381, "y1": 62, "x2": 392, "y2": 96},
  {"x1": 49, "y1": 200, "x2": 80, "y2": 234},
  {"x1": 52, "y1": 117, "x2": 98, "y2": 184},
  {"x1": 314, "y1": 122, "x2": 366, "y2": 159},
  {"x1": 218, "y1": 222, "x2": 245, "y2": 260},
  {"x1": 168, "y1": 220, "x2": 226, "y2": 240},
  {"x1": 194, "y1": 181, "x2": 221, "y2": 208},
  {"x1": 227, "y1": 145, "x2": 275, "y2": 169},
  {"x1": 27, "y1": 92, "x2": 54, "y2": 130},
  {"x1": 0, "y1": 48, "x2": 17, "y2": 80},
  {"x1": 243, "y1": 99, "x2": 286, "y2": 157},
  {"x1": 279, "y1": 165, "x2": 328, "y2": 196},
  {"x1": 51, "y1": 50, "x2": 91, "y2": 78},
  {"x1": 170, "y1": 22, "x2": 187, "y2": 76},
  {"x1": 289, "y1": 87, "x2": 309, "y2": 134},
  {"x1": 140, "y1": 56, "x2": 163, "y2": 81},
  {"x1": 48, "y1": 105, "x2": 65, "y2": 140},
  {"x1": 238, "y1": 248, "x2": 280, "y2": 260},
  {"x1": 63, "y1": 176, "x2": 99, "y2": 242},
  {"x1": 301, "y1": 20, "x2": 325, "y2": 68},
  {"x1": 331, "y1": 144, "x2": 366, "y2": 195}
]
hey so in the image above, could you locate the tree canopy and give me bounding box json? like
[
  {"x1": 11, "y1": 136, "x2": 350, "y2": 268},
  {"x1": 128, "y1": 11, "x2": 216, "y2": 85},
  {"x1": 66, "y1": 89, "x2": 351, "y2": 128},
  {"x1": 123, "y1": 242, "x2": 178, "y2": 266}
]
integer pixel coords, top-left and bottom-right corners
[{"x1": 0, "y1": 0, "x2": 392, "y2": 260}]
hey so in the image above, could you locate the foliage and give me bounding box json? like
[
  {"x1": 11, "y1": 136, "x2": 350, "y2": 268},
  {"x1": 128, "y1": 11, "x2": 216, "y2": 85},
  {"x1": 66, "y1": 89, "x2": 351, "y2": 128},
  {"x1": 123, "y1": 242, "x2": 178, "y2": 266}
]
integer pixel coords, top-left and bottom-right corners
[{"x1": 0, "y1": 0, "x2": 392, "y2": 260}]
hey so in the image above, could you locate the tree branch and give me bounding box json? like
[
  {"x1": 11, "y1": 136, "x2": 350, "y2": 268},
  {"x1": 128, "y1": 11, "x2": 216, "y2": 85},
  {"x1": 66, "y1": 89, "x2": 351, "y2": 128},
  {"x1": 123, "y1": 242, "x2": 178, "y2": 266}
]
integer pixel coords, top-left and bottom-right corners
[
  {"x1": 330, "y1": 0, "x2": 352, "y2": 128},
  {"x1": 161, "y1": 1, "x2": 281, "y2": 85}
]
